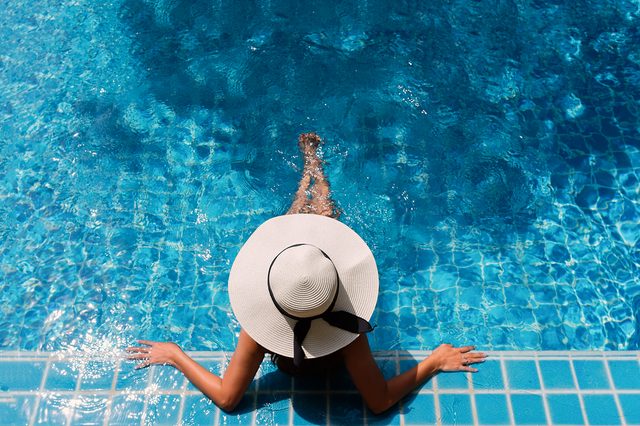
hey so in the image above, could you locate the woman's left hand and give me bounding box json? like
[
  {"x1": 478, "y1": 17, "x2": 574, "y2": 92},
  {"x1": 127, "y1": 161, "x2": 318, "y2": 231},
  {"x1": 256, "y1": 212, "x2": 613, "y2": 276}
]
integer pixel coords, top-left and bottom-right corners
[{"x1": 126, "y1": 340, "x2": 184, "y2": 369}]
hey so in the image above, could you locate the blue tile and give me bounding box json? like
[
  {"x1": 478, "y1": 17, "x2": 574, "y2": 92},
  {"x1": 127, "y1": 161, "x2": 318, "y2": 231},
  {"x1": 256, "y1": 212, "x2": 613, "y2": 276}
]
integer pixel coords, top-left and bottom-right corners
[
  {"x1": 255, "y1": 393, "x2": 291, "y2": 425},
  {"x1": 505, "y1": 360, "x2": 540, "y2": 390},
  {"x1": 145, "y1": 394, "x2": 181, "y2": 425},
  {"x1": 0, "y1": 361, "x2": 44, "y2": 390},
  {"x1": 437, "y1": 372, "x2": 470, "y2": 389},
  {"x1": 181, "y1": 395, "x2": 217, "y2": 424},
  {"x1": 539, "y1": 360, "x2": 575, "y2": 389},
  {"x1": 511, "y1": 394, "x2": 546, "y2": 425},
  {"x1": 114, "y1": 367, "x2": 150, "y2": 390},
  {"x1": 218, "y1": 393, "x2": 255, "y2": 425},
  {"x1": 619, "y1": 394, "x2": 640, "y2": 424},
  {"x1": 472, "y1": 360, "x2": 505, "y2": 390},
  {"x1": 36, "y1": 393, "x2": 76, "y2": 424},
  {"x1": 151, "y1": 366, "x2": 185, "y2": 390},
  {"x1": 109, "y1": 394, "x2": 145, "y2": 424},
  {"x1": 573, "y1": 360, "x2": 609, "y2": 390},
  {"x1": 403, "y1": 394, "x2": 436, "y2": 425},
  {"x1": 475, "y1": 394, "x2": 510, "y2": 425},
  {"x1": 71, "y1": 395, "x2": 110, "y2": 425},
  {"x1": 583, "y1": 395, "x2": 621, "y2": 425},
  {"x1": 45, "y1": 362, "x2": 79, "y2": 390},
  {"x1": 329, "y1": 394, "x2": 364, "y2": 425},
  {"x1": 79, "y1": 361, "x2": 115, "y2": 390},
  {"x1": 368, "y1": 404, "x2": 402, "y2": 425},
  {"x1": 292, "y1": 393, "x2": 328, "y2": 425},
  {"x1": 547, "y1": 394, "x2": 585, "y2": 424},
  {"x1": 608, "y1": 360, "x2": 640, "y2": 389},
  {"x1": 439, "y1": 394, "x2": 473, "y2": 425},
  {"x1": 0, "y1": 396, "x2": 35, "y2": 424}
]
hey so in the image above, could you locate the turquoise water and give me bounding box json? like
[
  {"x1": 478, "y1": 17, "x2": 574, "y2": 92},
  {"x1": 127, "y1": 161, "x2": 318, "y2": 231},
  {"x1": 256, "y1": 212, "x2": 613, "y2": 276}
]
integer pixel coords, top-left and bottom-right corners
[{"x1": 0, "y1": 0, "x2": 639, "y2": 355}]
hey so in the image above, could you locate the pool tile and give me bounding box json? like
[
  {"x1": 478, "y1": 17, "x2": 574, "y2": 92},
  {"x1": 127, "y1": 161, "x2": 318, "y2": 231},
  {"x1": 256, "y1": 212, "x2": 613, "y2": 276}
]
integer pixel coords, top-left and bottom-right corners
[
  {"x1": 582, "y1": 394, "x2": 621, "y2": 425},
  {"x1": 78, "y1": 361, "x2": 116, "y2": 390},
  {"x1": 70, "y1": 395, "x2": 110, "y2": 425},
  {"x1": 539, "y1": 360, "x2": 575, "y2": 389},
  {"x1": 437, "y1": 372, "x2": 470, "y2": 389},
  {"x1": 151, "y1": 366, "x2": 185, "y2": 390},
  {"x1": 0, "y1": 396, "x2": 35, "y2": 424},
  {"x1": 547, "y1": 394, "x2": 584, "y2": 425},
  {"x1": 145, "y1": 394, "x2": 181, "y2": 425},
  {"x1": 181, "y1": 395, "x2": 217, "y2": 424},
  {"x1": 472, "y1": 360, "x2": 505, "y2": 390},
  {"x1": 108, "y1": 394, "x2": 145, "y2": 424},
  {"x1": 403, "y1": 394, "x2": 436, "y2": 424},
  {"x1": 510, "y1": 394, "x2": 546, "y2": 425},
  {"x1": 608, "y1": 360, "x2": 640, "y2": 389},
  {"x1": 505, "y1": 360, "x2": 540, "y2": 389},
  {"x1": 255, "y1": 393, "x2": 291, "y2": 425},
  {"x1": 618, "y1": 394, "x2": 640, "y2": 424},
  {"x1": 217, "y1": 393, "x2": 255, "y2": 425},
  {"x1": 114, "y1": 366, "x2": 151, "y2": 391},
  {"x1": 439, "y1": 394, "x2": 473, "y2": 425},
  {"x1": 475, "y1": 394, "x2": 510, "y2": 425},
  {"x1": 292, "y1": 393, "x2": 328, "y2": 425},
  {"x1": 573, "y1": 360, "x2": 610, "y2": 390},
  {"x1": 0, "y1": 361, "x2": 45, "y2": 390},
  {"x1": 36, "y1": 393, "x2": 75, "y2": 424},
  {"x1": 45, "y1": 362, "x2": 79, "y2": 390},
  {"x1": 368, "y1": 404, "x2": 402, "y2": 425},
  {"x1": 329, "y1": 394, "x2": 365, "y2": 425}
]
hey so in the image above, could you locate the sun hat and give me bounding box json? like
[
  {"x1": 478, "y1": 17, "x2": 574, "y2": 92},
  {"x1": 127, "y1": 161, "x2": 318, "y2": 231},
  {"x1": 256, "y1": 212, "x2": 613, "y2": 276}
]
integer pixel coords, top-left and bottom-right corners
[{"x1": 228, "y1": 214, "x2": 379, "y2": 366}]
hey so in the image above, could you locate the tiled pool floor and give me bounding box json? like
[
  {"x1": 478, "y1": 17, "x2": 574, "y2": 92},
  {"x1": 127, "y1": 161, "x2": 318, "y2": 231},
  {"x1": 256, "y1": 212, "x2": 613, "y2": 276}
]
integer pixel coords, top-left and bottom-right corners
[{"x1": 1, "y1": 351, "x2": 639, "y2": 425}]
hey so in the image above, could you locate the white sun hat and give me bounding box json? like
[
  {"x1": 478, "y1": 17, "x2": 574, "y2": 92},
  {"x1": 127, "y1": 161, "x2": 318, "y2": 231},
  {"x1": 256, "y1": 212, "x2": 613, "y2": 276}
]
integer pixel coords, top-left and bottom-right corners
[{"x1": 228, "y1": 214, "x2": 379, "y2": 365}]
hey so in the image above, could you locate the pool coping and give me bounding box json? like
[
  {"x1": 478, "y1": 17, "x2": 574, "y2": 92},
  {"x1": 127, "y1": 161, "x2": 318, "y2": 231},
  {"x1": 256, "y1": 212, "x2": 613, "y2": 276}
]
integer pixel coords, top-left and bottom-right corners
[{"x1": 1, "y1": 350, "x2": 639, "y2": 425}]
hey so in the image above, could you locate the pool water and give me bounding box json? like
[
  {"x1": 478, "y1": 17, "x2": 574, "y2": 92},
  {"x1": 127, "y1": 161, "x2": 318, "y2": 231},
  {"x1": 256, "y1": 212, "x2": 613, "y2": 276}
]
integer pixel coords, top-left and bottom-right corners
[{"x1": 1, "y1": 0, "x2": 639, "y2": 358}]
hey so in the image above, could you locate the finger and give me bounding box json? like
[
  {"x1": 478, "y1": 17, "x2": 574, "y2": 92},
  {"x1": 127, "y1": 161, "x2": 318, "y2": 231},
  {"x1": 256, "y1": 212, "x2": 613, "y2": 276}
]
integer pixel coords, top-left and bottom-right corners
[
  {"x1": 135, "y1": 361, "x2": 151, "y2": 370},
  {"x1": 127, "y1": 353, "x2": 150, "y2": 360},
  {"x1": 466, "y1": 357, "x2": 486, "y2": 365},
  {"x1": 457, "y1": 345, "x2": 475, "y2": 353},
  {"x1": 137, "y1": 340, "x2": 157, "y2": 346},
  {"x1": 463, "y1": 366, "x2": 479, "y2": 373},
  {"x1": 125, "y1": 347, "x2": 149, "y2": 353}
]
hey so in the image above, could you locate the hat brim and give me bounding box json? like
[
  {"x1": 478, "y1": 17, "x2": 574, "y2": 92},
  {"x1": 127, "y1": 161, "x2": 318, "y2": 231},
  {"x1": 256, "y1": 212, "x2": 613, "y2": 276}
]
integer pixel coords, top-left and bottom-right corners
[{"x1": 228, "y1": 214, "x2": 379, "y2": 358}]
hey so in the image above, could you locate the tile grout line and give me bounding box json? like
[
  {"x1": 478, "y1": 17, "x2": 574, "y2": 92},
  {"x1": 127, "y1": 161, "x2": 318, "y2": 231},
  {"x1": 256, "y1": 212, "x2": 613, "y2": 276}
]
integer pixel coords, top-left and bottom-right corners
[
  {"x1": 175, "y1": 378, "x2": 187, "y2": 425},
  {"x1": 102, "y1": 358, "x2": 122, "y2": 426},
  {"x1": 534, "y1": 353, "x2": 552, "y2": 425},
  {"x1": 468, "y1": 372, "x2": 478, "y2": 426},
  {"x1": 568, "y1": 353, "x2": 589, "y2": 426},
  {"x1": 140, "y1": 366, "x2": 156, "y2": 426},
  {"x1": 433, "y1": 375, "x2": 441, "y2": 426},
  {"x1": 499, "y1": 355, "x2": 515, "y2": 426},
  {"x1": 396, "y1": 353, "x2": 405, "y2": 426},
  {"x1": 603, "y1": 358, "x2": 626, "y2": 425},
  {"x1": 28, "y1": 358, "x2": 51, "y2": 426}
]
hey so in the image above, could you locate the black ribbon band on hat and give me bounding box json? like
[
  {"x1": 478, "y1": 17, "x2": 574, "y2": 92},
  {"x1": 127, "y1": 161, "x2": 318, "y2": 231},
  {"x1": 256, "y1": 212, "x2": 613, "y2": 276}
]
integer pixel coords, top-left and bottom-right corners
[{"x1": 267, "y1": 244, "x2": 374, "y2": 367}]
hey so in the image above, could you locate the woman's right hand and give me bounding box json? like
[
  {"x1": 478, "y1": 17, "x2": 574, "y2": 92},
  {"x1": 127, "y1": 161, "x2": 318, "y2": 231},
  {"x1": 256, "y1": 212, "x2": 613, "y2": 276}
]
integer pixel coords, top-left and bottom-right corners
[
  {"x1": 429, "y1": 343, "x2": 487, "y2": 373},
  {"x1": 126, "y1": 340, "x2": 184, "y2": 369}
]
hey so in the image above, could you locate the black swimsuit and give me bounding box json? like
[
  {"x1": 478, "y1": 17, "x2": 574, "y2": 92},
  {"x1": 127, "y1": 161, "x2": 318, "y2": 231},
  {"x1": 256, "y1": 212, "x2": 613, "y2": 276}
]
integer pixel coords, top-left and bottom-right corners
[{"x1": 269, "y1": 351, "x2": 343, "y2": 377}]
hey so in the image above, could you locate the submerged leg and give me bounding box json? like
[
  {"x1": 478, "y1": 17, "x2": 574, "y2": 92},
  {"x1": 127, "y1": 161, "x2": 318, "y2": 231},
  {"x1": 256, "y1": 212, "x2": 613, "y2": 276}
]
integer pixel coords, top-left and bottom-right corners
[{"x1": 286, "y1": 132, "x2": 340, "y2": 218}]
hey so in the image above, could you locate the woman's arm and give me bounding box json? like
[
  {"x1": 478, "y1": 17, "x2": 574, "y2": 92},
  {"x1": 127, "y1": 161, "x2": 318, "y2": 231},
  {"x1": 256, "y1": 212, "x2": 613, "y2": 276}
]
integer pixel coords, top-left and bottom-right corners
[
  {"x1": 342, "y1": 335, "x2": 486, "y2": 415},
  {"x1": 127, "y1": 329, "x2": 265, "y2": 412}
]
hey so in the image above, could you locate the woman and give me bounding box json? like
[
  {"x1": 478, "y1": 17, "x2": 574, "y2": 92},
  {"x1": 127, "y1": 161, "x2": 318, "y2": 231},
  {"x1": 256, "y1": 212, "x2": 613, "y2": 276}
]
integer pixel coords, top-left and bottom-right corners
[{"x1": 127, "y1": 133, "x2": 486, "y2": 414}]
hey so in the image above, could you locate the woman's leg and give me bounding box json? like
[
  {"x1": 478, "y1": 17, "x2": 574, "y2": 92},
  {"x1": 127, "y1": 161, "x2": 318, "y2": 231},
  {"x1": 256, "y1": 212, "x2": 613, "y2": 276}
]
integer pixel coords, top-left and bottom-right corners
[{"x1": 287, "y1": 132, "x2": 340, "y2": 218}]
